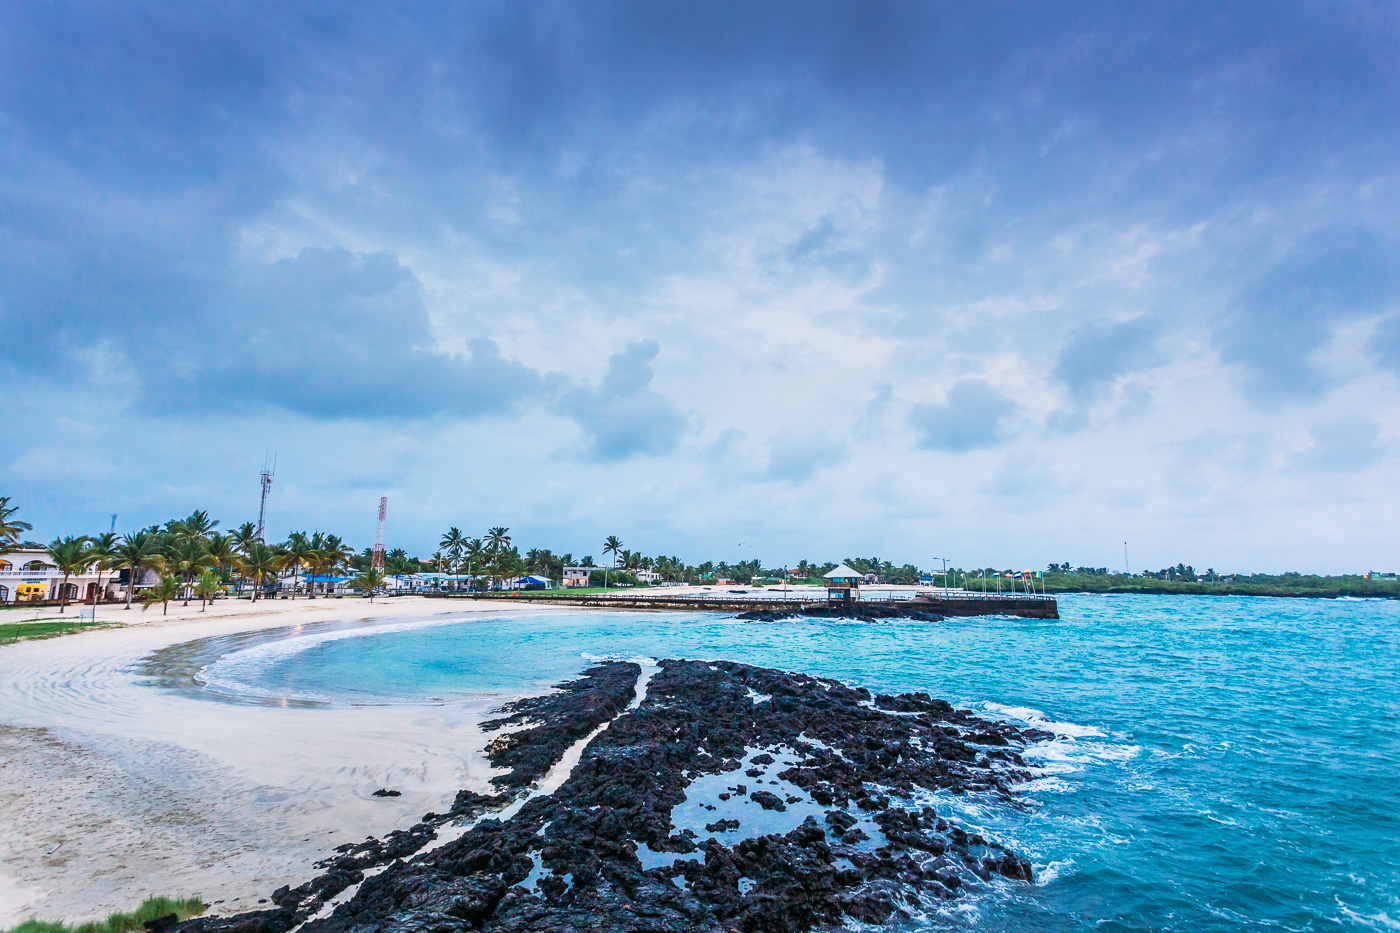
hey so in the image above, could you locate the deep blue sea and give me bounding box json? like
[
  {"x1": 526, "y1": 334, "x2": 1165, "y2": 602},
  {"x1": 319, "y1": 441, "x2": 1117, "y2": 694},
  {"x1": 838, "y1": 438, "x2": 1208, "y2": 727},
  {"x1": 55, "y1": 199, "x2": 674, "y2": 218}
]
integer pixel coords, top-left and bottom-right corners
[{"x1": 196, "y1": 595, "x2": 1400, "y2": 931}]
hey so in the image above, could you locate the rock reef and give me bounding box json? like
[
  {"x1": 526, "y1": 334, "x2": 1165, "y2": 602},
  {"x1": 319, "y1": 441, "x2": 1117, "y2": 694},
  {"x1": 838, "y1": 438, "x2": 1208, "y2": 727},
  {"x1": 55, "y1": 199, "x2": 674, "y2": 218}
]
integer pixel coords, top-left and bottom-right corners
[{"x1": 178, "y1": 659, "x2": 1045, "y2": 933}]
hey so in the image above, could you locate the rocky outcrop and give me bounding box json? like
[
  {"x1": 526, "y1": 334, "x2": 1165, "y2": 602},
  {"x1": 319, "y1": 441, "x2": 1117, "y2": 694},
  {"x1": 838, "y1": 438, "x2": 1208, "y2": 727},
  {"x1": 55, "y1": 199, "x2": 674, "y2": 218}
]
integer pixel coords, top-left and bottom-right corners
[{"x1": 183, "y1": 659, "x2": 1041, "y2": 933}]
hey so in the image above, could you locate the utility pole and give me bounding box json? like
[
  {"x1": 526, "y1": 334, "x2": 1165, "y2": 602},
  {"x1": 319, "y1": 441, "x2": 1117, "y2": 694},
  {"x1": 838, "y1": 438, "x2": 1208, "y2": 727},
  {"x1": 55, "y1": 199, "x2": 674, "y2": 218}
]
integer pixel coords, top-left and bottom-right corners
[
  {"x1": 256, "y1": 454, "x2": 276, "y2": 541},
  {"x1": 372, "y1": 497, "x2": 387, "y2": 569},
  {"x1": 109, "y1": 514, "x2": 117, "y2": 534},
  {"x1": 1124, "y1": 541, "x2": 1130, "y2": 577}
]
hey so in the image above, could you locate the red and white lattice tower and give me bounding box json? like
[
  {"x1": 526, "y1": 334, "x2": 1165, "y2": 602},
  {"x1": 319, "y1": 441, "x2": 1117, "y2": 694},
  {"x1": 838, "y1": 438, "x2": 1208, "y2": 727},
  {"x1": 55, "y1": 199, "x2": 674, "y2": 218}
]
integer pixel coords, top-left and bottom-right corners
[{"x1": 372, "y1": 497, "x2": 387, "y2": 568}]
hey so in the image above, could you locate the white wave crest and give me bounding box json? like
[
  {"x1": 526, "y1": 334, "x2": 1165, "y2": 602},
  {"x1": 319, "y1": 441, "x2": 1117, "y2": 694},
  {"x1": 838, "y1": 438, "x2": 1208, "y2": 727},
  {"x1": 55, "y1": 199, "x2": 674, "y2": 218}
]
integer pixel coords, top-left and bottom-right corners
[
  {"x1": 579, "y1": 653, "x2": 658, "y2": 665},
  {"x1": 982, "y1": 702, "x2": 1105, "y2": 738}
]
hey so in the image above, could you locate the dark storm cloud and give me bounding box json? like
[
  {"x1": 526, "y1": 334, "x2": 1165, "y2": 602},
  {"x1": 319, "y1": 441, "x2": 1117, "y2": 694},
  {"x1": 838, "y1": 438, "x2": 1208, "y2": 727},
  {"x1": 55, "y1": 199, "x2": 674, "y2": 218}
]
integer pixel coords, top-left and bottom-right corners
[
  {"x1": 3, "y1": 0, "x2": 1400, "y2": 424},
  {"x1": 1217, "y1": 228, "x2": 1400, "y2": 398},
  {"x1": 908, "y1": 380, "x2": 1019, "y2": 452},
  {"x1": 0, "y1": 236, "x2": 549, "y2": 418},
  {"x1": 558, "y1": 341, "x2": 686, "y2": 461},
  {"x1": 7, "y1": 2, "x2": 1398, "y2": 201},
  {"x1": 186, "y1": 247, "x2": 549, "y2": 418},
  {"x1": 1054, "y1": 316, "x2": 1163, "y2": 402}
]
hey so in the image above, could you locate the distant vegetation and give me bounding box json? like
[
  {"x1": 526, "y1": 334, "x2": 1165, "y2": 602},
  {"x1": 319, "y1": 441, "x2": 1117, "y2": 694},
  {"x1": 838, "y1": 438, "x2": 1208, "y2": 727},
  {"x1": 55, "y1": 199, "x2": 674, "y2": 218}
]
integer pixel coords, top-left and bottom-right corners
[
  {"x1": 4, "y1": 496, "x2": 1394, "y2": 601},
  {"x1": 3, "y1": 895, "x2": 205, "y2": 933},
  {"x1": 1038, "y1": 565, "x2": 1400, "y2": 599}
]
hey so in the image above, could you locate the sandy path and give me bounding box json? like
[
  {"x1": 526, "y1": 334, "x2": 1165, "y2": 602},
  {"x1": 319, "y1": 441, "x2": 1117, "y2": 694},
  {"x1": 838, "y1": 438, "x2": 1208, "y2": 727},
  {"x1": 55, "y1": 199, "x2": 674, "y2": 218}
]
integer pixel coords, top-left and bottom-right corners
[{"x1": 0, "y1": 596, "x2": 537, "y2": 927}]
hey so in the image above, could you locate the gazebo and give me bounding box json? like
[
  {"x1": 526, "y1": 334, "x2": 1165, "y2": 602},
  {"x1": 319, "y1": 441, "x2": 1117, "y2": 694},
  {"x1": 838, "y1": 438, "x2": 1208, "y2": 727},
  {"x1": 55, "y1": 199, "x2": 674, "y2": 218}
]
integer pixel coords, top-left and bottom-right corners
[{"x1": 823, "y1": 564, "x2": 863, "y2": 607}]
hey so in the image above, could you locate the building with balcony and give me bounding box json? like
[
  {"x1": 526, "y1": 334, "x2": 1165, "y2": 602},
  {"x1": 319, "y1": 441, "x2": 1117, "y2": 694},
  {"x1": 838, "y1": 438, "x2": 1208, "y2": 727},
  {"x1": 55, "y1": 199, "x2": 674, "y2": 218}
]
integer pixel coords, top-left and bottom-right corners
[
  {"x1": 0, "y1": 548, "x2": 127, "y2": 604},
  {"x1": 824, "y1": 563, "x2": 862, "y2": 607}
]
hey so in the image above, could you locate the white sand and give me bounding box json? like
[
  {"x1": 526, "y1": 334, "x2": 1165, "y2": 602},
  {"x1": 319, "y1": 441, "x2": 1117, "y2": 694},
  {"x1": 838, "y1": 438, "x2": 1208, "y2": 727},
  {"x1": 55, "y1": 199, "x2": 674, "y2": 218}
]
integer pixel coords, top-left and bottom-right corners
[{"x1": 0, "y1": 596, "x2": 539, "y2": 927}]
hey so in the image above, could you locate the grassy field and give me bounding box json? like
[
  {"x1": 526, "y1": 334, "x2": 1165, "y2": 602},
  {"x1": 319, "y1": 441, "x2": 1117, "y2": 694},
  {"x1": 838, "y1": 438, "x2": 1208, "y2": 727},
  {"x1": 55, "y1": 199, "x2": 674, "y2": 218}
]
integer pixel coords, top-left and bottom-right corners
[
  {"x1": 0, "y1": 619, "x2": 117, "y2": 645},
  {"x1": 4, "y1": 896, "x2": 206, "y2": 933}
]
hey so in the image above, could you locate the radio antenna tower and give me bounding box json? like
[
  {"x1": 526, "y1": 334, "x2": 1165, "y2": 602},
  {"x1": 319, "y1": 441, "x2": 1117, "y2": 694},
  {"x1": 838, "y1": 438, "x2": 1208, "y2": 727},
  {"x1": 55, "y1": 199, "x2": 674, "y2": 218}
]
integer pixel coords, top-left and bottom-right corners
[
  {"x1": 256, "y1": 454, "x2": 276, "y2": 541},
  {"x1": 372, "y1": 497, "x2": 387, "y2": 568}
]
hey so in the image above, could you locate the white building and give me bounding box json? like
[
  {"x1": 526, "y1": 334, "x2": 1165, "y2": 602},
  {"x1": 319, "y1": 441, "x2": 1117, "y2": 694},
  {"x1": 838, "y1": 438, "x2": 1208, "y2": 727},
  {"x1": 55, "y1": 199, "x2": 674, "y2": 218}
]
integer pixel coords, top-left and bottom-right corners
[{"x1": 0, "y1": 548, "x2": 127, "y2": 604}]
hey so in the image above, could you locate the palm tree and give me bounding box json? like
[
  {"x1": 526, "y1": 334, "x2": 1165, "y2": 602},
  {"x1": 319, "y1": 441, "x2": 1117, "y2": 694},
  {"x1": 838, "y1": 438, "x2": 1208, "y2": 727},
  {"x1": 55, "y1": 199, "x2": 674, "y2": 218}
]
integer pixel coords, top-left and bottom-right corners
[
  {"x1": 440, "y1": 528, "x2": 465, "y2": 590},
  {"x1": 177, "y1": 510, "x2": 219, "y2": 540},
  {"x1": 193, "y1": 568, "x2": 224, "y2": 611},
  {"x1": 283, "y1": 532, "x2": 318, "y2": 598},
  {"x1": 465, "y1": 538, "x2": 485, "y2": 591},
  {"x1": 165, "y1": 536, "x2": 214, "y2": 605},
  {"x1": 351, "y1": 566, "x2": 387, "y2": 601},
  {"x1": 112, "y1": 531, "x2": 165, "y2": 609},
  {"x1": 204, "y1": 532, "x2": 236, "y2": 583},
  {"x1": 87, "y1": 531, "x2": 119, "y2": 609},
  {"x1": 141, "y1": 574, "x2": 182, "y2": 615},
  {"x1": 232, "y1": 521, "x2": 259, "y2": 551},
  {"x1": 46, "y1": 536, "x2": 92, "y2": 613},
  {"x1": 236, "y1": 541, "x2": 283, "y2": 601},
  {"x1": 603, "y1": 536, "x2": 622, "y2": 588},
  {"x1": 321, "y1": 535, "x2": 354, "y2": 592},
  {"x1": 485, "y1": 527, "x2": 511, "y2": 590},
  {"x1": 0, "y1": 497, "x2": 32, "y2": 554},
  {"x1": 384, "y1": 554, "x2": 413, "y2": 590},
  {"x1": 302, "y1": 532, "x2": 330, "y2": 598}
]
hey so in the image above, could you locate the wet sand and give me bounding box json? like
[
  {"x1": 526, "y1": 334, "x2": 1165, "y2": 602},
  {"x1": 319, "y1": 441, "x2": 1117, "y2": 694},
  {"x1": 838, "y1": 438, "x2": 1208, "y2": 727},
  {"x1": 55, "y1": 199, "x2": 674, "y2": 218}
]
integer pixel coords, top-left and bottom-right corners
[{"x1": 0, "y1": 596, "x2": 535, "y2": 927}]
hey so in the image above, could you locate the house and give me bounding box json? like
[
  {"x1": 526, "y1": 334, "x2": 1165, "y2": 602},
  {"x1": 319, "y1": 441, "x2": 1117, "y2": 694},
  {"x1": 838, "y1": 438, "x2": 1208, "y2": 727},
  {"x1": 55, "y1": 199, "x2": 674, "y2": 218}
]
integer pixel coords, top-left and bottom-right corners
[
  {"x1": 0, "y1": 548, "x2": 126, "y2": 604},
  {"x1": 562, "y1": 567, "x2": 591, "y2": 588},
  {"x1": 823, "y1": 564, "x2": 863, "y2": 606},
  {"x1": 635, "y1": 570, "x2": 660, "y2": 584}
]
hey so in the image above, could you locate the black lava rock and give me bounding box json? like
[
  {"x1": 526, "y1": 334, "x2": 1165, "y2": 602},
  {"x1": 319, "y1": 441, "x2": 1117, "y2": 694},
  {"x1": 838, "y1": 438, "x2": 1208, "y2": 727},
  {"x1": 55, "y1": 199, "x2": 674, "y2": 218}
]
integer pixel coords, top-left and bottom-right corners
[{"x1": 187, "y1": 659, "x2": 1041, "y2": 933}]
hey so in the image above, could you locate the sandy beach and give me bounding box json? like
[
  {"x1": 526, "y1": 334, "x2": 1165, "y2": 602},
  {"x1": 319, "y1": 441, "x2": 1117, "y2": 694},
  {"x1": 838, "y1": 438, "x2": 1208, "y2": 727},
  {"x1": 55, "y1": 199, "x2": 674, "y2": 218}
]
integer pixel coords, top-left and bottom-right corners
[{"x1": 0, "y1": 596, "x2": 535, "y2": 927}]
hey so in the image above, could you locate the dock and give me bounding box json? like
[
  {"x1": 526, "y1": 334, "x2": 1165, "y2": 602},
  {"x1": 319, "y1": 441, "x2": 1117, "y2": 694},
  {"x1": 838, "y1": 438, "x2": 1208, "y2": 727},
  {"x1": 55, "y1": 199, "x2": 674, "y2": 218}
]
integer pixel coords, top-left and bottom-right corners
[{"x1": 441, "y1": 591, "x2": 1058, "y2": 620}]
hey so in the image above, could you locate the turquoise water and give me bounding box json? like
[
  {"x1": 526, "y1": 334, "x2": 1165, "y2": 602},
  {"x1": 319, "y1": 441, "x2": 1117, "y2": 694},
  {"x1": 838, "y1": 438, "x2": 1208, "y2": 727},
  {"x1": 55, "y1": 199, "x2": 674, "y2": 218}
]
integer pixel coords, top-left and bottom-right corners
[{"x1": 196, "y1": 595, "x2": 1400, "y2": 931}]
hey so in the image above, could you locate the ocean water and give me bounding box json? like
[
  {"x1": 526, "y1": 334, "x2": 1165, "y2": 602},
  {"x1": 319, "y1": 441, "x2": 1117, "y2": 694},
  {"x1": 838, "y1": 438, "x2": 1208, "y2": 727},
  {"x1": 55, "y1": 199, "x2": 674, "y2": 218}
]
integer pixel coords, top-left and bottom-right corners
[{"x1": 190, "y1": 595, "x2": 1400, "y2": 931}]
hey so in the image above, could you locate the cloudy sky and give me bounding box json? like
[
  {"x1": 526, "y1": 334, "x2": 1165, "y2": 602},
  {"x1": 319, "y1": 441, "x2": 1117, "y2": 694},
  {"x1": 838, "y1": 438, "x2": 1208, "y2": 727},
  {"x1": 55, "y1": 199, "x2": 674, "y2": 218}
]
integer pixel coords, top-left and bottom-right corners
[{"x1": 3, "y1": 1, "x2": 1398, "y2": 572}]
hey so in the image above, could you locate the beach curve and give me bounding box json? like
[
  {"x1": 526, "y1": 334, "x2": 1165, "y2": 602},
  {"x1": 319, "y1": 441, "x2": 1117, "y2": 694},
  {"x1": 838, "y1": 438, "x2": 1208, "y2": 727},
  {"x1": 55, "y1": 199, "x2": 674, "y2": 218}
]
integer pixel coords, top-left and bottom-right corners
[{"x1": 0, "y1": 597, "x2": 541, "y2": 927}]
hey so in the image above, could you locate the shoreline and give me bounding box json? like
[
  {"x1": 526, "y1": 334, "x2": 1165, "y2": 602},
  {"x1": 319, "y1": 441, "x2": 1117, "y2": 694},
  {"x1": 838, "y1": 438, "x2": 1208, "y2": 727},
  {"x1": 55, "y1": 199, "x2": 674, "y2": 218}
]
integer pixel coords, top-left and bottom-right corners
[{"x1": 0, "y1": 597, "x2": 543, "y2": 928}]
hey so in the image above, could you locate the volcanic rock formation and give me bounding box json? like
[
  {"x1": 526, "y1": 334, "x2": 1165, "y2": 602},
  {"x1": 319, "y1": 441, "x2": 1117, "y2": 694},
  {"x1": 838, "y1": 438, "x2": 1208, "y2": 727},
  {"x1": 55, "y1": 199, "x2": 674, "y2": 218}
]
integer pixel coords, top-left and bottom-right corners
[{"x1": 178, "y1": 659, "x2": 1045, "y2": 933}]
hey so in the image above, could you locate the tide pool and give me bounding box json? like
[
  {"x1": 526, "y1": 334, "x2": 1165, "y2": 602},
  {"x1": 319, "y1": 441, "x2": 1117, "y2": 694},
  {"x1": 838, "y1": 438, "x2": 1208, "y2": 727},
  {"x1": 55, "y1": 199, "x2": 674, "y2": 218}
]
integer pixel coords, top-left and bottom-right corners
[{"x1": 187, "y1": 595, "x2": 1400, "y2": 931}]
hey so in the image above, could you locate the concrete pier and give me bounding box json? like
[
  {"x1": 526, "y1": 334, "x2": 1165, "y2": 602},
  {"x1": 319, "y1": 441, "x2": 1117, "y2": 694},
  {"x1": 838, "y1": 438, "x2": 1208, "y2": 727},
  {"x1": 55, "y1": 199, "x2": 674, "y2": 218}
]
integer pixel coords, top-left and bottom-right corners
[{"x1": 443, "y1": 592, "x2": 1059, "y2": 620}]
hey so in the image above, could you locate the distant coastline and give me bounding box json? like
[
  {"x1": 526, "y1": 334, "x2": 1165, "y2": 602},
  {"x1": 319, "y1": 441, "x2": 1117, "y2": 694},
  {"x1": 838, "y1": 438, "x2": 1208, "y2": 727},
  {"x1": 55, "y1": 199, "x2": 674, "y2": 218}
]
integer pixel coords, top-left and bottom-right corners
[{"x1": 1040, "y1": 575, "x2": 1399, "y2": 600}]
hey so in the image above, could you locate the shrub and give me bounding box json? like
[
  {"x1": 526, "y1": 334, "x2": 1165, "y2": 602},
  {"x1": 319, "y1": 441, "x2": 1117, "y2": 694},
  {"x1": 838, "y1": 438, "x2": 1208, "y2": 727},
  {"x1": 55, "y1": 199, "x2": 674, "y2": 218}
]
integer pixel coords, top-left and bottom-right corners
[{"x1": 5, "y1": 896, "x2": 207, "y2": 933}]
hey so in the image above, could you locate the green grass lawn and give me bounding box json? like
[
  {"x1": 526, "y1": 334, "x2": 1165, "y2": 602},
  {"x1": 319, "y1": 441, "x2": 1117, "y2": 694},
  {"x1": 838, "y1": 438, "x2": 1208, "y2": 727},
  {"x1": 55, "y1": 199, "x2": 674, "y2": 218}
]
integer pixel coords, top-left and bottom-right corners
[
  {"x1": 4, "y1": 896, "x2": 205, "y2": 933},
  {"x1": 460, "y1": 587, "x2": 637, "y2": 597},
  {"x1": 0, "y1": 620, "x2": 117, "y2": 645}
]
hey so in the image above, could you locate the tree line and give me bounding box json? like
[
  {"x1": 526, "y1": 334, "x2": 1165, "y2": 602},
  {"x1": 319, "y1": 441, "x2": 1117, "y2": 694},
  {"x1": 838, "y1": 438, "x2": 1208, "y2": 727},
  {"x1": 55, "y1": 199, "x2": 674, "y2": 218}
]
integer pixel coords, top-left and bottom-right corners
[{"x1": 0, "y1": 498, "x2": 401, "y2": 613}]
